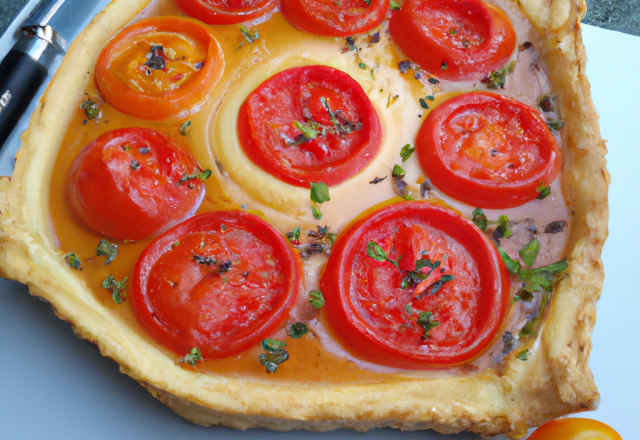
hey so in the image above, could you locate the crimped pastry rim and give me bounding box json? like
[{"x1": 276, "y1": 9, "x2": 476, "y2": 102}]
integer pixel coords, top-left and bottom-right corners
[{"x1": 0, "y1": 0, "x2": 608, "y2": 438}]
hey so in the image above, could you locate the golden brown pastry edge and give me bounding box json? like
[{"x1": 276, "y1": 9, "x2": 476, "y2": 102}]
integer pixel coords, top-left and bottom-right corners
[{"x1": 0, "y1": 0, "x2": 608, "y2": 438}]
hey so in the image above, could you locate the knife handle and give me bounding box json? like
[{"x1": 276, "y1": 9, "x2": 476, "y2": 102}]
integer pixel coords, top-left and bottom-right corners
[{"x1": 0, "y1": 49, "x2": 48, "y2": 149}]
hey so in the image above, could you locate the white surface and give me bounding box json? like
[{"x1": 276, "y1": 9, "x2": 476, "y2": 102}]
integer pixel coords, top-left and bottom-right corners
[{"x1": 0, "y1": 23, "x2": 636, "y2": 440}]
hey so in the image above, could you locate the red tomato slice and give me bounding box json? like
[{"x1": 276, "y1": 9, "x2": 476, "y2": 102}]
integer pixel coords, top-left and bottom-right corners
[
  {"x1": 281, "y1": 0, "x2": 390, "y2": 37},
  {"x1": 416, "y1": 92, "x2": 561, "y2": 209},
  {"x1": 131, "y1": 211, "x2": 302, "y2": 359},
  {"x1": 528, "y1": 418, "x2": 622, "y2": 440},
  {"x1": 94, "y1": 16, "x2": 224, "y2": 121},
  {"x1": 389, "y1": 0, "x2": 516, "y2": 81},
  {"x1": 320, "y1": 201, "x2": 510, "y2": 369},
  {"x1": 175, "y1": 0, "x2": 278, "y2": 25},
  {"x1": 66, "y1": 128, "x2": 206, "y2": 241},
  {"x1": 237, "y1": 65, "x2": 382, "y2": 187}
]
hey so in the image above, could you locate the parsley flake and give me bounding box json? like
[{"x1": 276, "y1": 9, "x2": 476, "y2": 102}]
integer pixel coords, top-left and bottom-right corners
[
  {"x1": 179, "y1": 121, "x2": 191, "y2": 136},
  {"x1": 81, "y1": 94, "x2": 99, "y2": 120},
  {"x1": 177, "y1": 169, "x2": 211, "y2": 186},
  {"x1": 482, "y1": 60, "x2": 516, "y2": 89},
  {"x1": 309, "y1": 290, "x2": 325, "y2": 309},
  {"x1": 181, "y1": 347, "x2": 203, "y2": 366},
  {"x1": 286, "y1": 227, "x2": 301, "y2": 241},
  {"x1": 400, "y1": 144, "x2": 415, "y2": 162},
  {"x1": 472, "y1": 208, "x2": 488, "y2": 232},
  {"x1": 259, "y1": 339, "x2": 289, "y2": 373},
  {"x1": 392, "y1": 164, "x2": 405, "y2": 178},
  {"x1": 389, "y1": 0, "x2": 401, "y2": 10},
  {"x1": 289, "y1": 323, "x2": 308, "y2": 339},
  {"x1": 417, "y1": 311, "x2": 439, "y2": 340},
  {"x1": 519, "y1": 238, "x2": 540, "y2": 267},
  {"x1": 130, "y1": 160, "x2": 140, "y2": 171},
  {"x1": 102, "y1": 275, "x2": 128, "y2": 304},
  {"x1": 65, "y1": 253, "x2": 82, "y2": 270},
  {"x1": 96, "y1": 240, "x2": 118, "y2": 265},
  {"x1": 366, "y1": 241, "x2": 401, "y2": 273},
  {"x1": 536, "y1": 181, "x2": 551, "y2": 199},
  {"x1": 516, "y1": 349, "x2": 530, "y2": 361}
]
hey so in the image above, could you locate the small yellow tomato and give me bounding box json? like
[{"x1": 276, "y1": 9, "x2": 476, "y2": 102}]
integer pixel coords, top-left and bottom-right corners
[{"x1": 528, "y1": 418, "x2": 622, "y2": 440}]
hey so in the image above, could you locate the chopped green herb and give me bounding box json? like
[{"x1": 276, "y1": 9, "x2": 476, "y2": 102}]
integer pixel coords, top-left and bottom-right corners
[
  {"x1": 81, "y1": 94, "x2": 99, "y2": 120},
  {"x1": 310, "y1": 182, "x2": 330, "y2": 219},
  {"x1": 240, "y1": 26, "x2": 259, "y2": 44},
  {"x1": 441, "y1": 62, "x2": 448, "y2": 71},
  {"x1": 482, "y1": 60, "x2": 516, "y2": 89},
  {"x1": 102, "y1": 275, "x2": 128, "y2": 304},
  {"x1": 546, "y1": 119, "x2": 564, "y2": 131},
  {"x1": 259, "y1": 338, "x2": 289, "y2": 373},
  {"x1": 392, "y1": 164, "x2": 405, "y2": 178},
  {"x1": 389, "y1": 0, "x2": 401, "y2": 9},
  {"x1": 514, "y1": 288, "x2": 535, "y2": 303},
  {"x1": 400, "y1": 144, "x2": 415, "y2": 162},
  {"x1": 426, "y1": 95, "x2": 435, "y2": 101},
  {"x1": 312, "y1": 205, "x2": 323, "y2": 220},
  {"x1": 516, "y1": 349, "x2": 529, "y2": 361},
  {"x1": 289, "y1": 323, "x2": 308, "y2": 339},
  {"x1": 364, "y1": 0, "x2": 371, "y2": 4},
  {"x1": 519, "y1": 238, "x2": 540, "y2": 267},
  {"x1": 472, "y1": 208, "x2": 488, "y2": 232},
  {"x1": 327, "y1": 232, "x2": 337, "y2": 245},
  {"x1": 417, "y1": 311, "x2": 439, "y2": 340},
  {"x1": 294, "y1": 120, "x2": 318, "y2": 139},
  {"x1": 64, "y1": 253, "x2": 82, "y2": 270},
  {"x1": 359, "y1": 62, "x2": 366, "y2": 69},
  {"x1": 262, "y1": 338, "x2": 286, "y2": 352},
  {"x1": 387, "y1": 93, "x2": 399, "y2": 108},
  {"x1": 497, "y1": 215, "x2": 512, "y2": 238},
  {"x1": 179, "y1": 121, "x2": 191, "y2": 136},
  {"x1": 419, "y1": 98, "x2": 429, "y2": 110},
  {"x1": 130, "y1": 160, "x2": 140, "y2": 171},
  {"x1": 536, "y1": 181, "x2": 550, "y2": 199},
  {"x1": 366, "y1": 241, "x2": 401, "y2": 273},
  {"x1": 519, "y1": 291, "x2": 550, "y2": 339},
  {"x1": 309, "y1": 290, "x2": 325, "y2": 309},
  {"x1": 177, "y1": 169, "x2": 211, "y2": 186},
  {"x1": 286, "y1": 227, "x2": 301, "y2": 241},
  {"x1": 96, "y1": 240, "x2": 118, "y2": 265},
  {"x1": 519, "y1": 259, "x2": 568, "y2": 292},
  {"x1": 402, "y1": 194, "x2": 414, "y2": 201},
  {"x1": 498, "y1": 247, "x2": 521, "y2": 275},
  {"x1": 404, "y1": 304, "x2": 414, "y2": 315},
  {"x1": 181, "y1": 347, "x2": 203, "y2": 366},
  {"x1": 424, "y1": 274, "x2": 455, "y2": 296}
]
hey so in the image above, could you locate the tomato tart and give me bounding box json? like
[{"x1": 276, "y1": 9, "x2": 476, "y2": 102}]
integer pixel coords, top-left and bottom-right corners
[{"x1": 0, "y1": 0, "x2": 608, "y2": 438}]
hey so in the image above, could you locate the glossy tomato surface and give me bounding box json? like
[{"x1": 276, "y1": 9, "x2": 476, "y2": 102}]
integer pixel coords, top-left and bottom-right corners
[
  {"x1": 132, "y1": 211, "x2": 302, "y2": 359},
  {"x1": 389, "y1": 0, "x2": 516, "y2": 81},
  {"x1": 321, "y1": 201, "x2": 510, "y2": 369},
  {"x1": 94, "y1": 16, "x2": 224, "y2": 120},
  {"x1": 528, "y1": 418, "x2": 622, "y2": 440},
  {"x1": 281, "y1": 0, "x2": 390, "y2": 37},
  {"x1": 416, "y1": 92, "x2": 562, "y2": 208},
  {"x1": 176, "y1": 0, "x2": 278, "y2": 24},
  {"x1": 237, "y1": 65, "x2": 382, "y2": 187},
  {"x1": 66, "y1": 128, "x2": 206, "y2": 241}
]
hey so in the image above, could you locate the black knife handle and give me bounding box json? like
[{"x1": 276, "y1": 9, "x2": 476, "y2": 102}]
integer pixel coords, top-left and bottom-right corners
[{"x1": 0, "y1": 50, "x2": 48, "y2": 149}]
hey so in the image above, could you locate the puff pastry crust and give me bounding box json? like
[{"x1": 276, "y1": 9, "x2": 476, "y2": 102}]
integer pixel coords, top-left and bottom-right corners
[{"x1": 0, "y1": 0, "x2": 608, "y2": 437}]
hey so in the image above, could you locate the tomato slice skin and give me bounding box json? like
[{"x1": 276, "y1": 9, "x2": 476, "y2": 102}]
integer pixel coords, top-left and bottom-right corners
[
  {"x1": 389, "y1": 0, "x2": 516, "y2": 81},
  {"x1": 132, "y1": 211, "x2": 302, "y2": 359},
  {"x1": 94, "y1": 16, "x2": 224, "y2": 121},
  {"x1": 281, "y1": 0, "x2": 390, "y2": 37},
  {"x1": 66, "y1": 128, "x2": 206, "y2": 241},
  {"x1": 416, "y1": 92, "x2": 562, "y2": 209},
  {"x1": 237, "y1": 65, "x2": 382, "y2": 187},
  {"x1": 175, "y1": 0, "x2": 278, "y2": 25},
  {"x1": 528, "y1": 418, "x2": 623, "y2": 440},
  {"x1": 321, "y1": 201, "x2": 510, "y2": 369}
]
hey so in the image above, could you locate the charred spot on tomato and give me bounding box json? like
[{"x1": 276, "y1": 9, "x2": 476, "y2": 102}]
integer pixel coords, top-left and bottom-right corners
[
  {"x1": 321, "y1": 202, "x2": 511, "y2": 369},
  {"x1": 237, "y1": 65, "x2": 382, "y2": 187},
  {"x1": 131, "y1": 211, "x2": 302, "y2": 360}
]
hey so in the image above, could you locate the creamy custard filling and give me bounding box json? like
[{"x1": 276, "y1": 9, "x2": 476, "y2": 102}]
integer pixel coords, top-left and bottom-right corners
[{"x1": 49, "y1": 0, "x2": 570, "y2": 382}]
